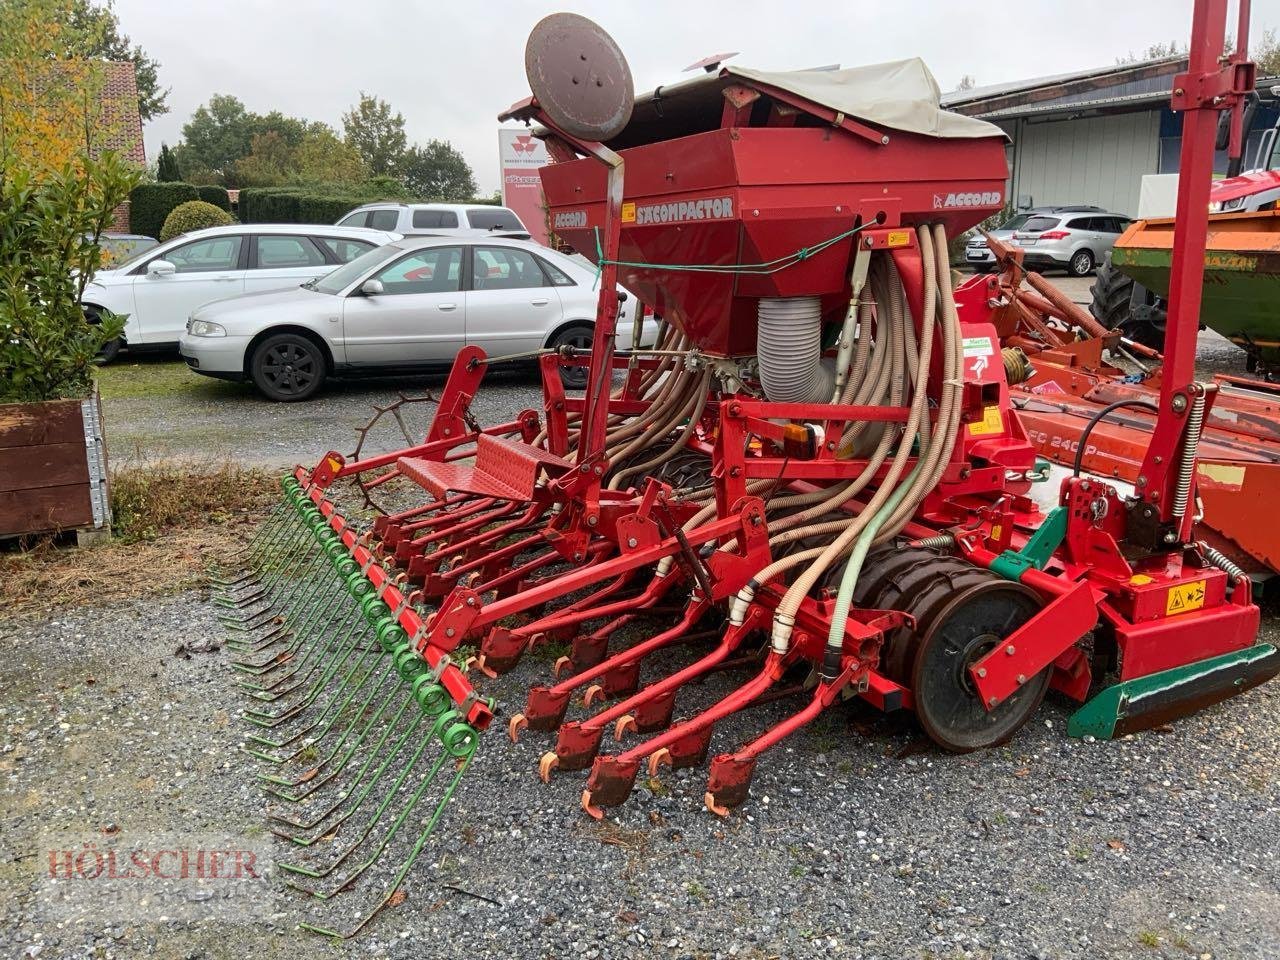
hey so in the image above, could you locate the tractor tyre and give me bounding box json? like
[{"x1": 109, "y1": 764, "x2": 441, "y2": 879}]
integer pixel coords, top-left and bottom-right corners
[{"x1": 1089, "y1": 253, "x2": 1166, "y2": 352}]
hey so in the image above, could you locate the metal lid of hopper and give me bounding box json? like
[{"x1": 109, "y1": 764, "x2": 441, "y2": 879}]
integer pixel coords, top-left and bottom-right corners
[{"x1": 524, "y1": 12, "x2": 635, "y2": 142}]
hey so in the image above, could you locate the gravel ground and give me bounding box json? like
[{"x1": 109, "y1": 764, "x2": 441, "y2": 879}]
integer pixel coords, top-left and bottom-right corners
[
  {"x1": 4, "y1": 274, "x2": 1275, "y2": 958},
  {"x1": 2, "y1": 584, "x2": 1278, "y2": 960}
]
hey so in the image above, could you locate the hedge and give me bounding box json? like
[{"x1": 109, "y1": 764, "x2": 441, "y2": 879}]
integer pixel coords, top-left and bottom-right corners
[
  {"x1": 239, "y1": 180, "x2": 412, "y2": 226},
  {"x1": 196, "y1": 185, "x2": 231, "y2": 212},
  {"x1": 129, "y1": 182, "x2": 199, "y2": 239}
]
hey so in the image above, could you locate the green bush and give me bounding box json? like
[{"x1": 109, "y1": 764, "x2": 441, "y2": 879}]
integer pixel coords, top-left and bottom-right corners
[
  {"x1": 239, "y1": 180, "x2": 411, "y2": 225},
  {"x1": 129, "y1": 182, "x2": 198, "y2": 239},
  {"x1": 196, "y1": 184, "x2": 231, "y2": 212},
  {"x1": 159, "y1": 200, "x2": 234, "y2": 242},
  {"x1": 0, "y1": 152, "x2": 140, "y2": 403}
]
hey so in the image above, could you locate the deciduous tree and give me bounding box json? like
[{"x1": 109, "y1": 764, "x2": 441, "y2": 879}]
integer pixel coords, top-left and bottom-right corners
[{"x1": 342, "y1": 93, "x2": 407, "y2": 176}]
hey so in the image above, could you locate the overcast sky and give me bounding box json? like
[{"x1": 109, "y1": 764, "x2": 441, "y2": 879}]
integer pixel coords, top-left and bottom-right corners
[{"x1": 115, "y1": 0, "x2": 1280, "y2": 194}]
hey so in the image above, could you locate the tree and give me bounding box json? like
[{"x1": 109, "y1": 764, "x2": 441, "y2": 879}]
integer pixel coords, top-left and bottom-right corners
[
  {"x1": 0, "y1": 0, "x2": 110, "y2": 172},
  {"x1": 63, "y1": 0, "x2": 168, "y2": 122},
  {"x1": 1246, "y1": 27, "x2": 1280, "y2": 76},
  {"x1": 232, "y1": 130, "x2": 294, "y2": 186},
  {"x1": 156, "y1": 142, "x2": 180, "y2": 181},
  {"x1": 399, "y1": 139, "x2": 476, "y2": 201},
  {"x1": 1116, "y1": 40, "x2": 1186, "y2": 65},
  {"x1": 342, "y1": 93, "x2": 407, "y2": 176},
  {"x1": 175, "y1": 94, "x2": 256, "y2": 182},
  {"x1": 955, "y1": 74, "x2": 976, "y2": 92},
  {"x1": 292, "y1": 125, "x2": 366, "y2": 183}
]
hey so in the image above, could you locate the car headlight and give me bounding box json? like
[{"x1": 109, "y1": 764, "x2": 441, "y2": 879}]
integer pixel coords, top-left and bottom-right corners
[{"x1": 188, "y1": 319, "x2": 226, "y2": 337}]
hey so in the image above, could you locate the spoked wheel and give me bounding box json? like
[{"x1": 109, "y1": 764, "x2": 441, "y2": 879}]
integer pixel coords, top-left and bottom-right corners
[
  {"x1": 857, "y1": 546, "x2": 1050, "y2": 752},
  {"x1": 251, "y1": 333, "x2": 326, "y2": 402},
  {"x1": 348, "y1": 393, "x2": 442, "y2": 513},
  {"x1": 1068, "y1": 248, "x2": 1095, "y2": 277}
]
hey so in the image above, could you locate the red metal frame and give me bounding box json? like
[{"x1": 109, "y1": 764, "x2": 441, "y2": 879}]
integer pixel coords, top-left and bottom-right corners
[{"x1": 285, "y1": 2, "x2": 1265, "y2": 817}]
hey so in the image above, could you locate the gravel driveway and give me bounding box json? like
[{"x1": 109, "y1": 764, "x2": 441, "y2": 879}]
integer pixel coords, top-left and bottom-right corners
[{"x1": 3, "y1": 278, "x2": 1276, "y2": 959}]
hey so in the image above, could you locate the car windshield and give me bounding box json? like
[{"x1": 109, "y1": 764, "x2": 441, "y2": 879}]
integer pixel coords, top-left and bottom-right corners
[
  {"x1": 312, "y1": 243, "x2": 404, "y2": 294},
  {"x1": 108, "y1": 238, "x2": 168, "y2": 271},
  {"x1": 1021, "y1": 216, "x2": 1061, "y2": 232},
  {"x1": 996, "y1": 214, "x2": 1033, "y2": 232}
]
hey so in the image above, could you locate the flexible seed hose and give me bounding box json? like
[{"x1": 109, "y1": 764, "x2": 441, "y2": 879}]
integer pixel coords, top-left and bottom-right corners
[
  {"x1": 769, "y1": 224, "x2": 945, "y2": 655},
  {"x1": 608, "y1": 367, "x2": 712, "y2": 490},
  {"x1": 829, "y1": 224, "x2": 963, "y2": 656}
]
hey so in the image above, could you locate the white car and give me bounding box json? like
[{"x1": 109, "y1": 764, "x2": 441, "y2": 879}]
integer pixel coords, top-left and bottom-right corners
[
  {"x1": 82, "y1": 223, "x2": 400, "y2": 360},
  {"x1": 179, "y1": 236, "x2": 652, "y2": 401},
  {"x1": 337, "y1": 202, "x2": 529, "y2": 238}
]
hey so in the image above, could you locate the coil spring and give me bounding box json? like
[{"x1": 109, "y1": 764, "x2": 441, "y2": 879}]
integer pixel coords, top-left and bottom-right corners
[
  {"x1": 908, "y1": 533, "x2": 956, "y2": 551},
  {"x1": 1002, "y1": 347, "x2": 1032, "y2": 385},
  {"x1": 1172, "y1": 393, "x2": 1206, "y2": 518},
  {"x1": 1197, "y1": 541, "x2": 1247, "y2": 584}
]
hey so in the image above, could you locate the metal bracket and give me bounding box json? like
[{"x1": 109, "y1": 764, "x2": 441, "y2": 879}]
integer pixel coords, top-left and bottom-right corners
[{"x1": 80, "y1": 398, "x2": 109, "y2": 529}]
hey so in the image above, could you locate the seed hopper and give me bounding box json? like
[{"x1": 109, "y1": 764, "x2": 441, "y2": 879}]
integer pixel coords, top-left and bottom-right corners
[{"x1": 215, "y1": 2, "x2": 1278, "y2": 936}]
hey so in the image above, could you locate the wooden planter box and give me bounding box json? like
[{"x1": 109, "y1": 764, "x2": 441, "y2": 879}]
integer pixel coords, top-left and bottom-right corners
[{"x1": 0, "y1": 393, "x2": 110, "y2": 539}]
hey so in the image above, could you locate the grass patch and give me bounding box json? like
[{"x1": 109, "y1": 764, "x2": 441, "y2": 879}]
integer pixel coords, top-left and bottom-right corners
[
  {"x1": 0, "y1": 461, "x2": 280, "y2": 612},
  {"x1": 95, "y1": 358, "x2": 237, "y2": 401}
]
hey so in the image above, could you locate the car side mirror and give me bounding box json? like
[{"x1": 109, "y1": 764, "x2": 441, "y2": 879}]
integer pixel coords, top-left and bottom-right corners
[
  {"x1": 147, "y1": 259, "x2": 176, "y2": 277},
  {"x1": 360, "y1": 279, "x2": 384, "y2": 296}
]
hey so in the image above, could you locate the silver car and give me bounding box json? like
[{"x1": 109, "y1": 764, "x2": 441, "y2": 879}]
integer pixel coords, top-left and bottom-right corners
[
  {"x1": 1009, "y1": 211, "x2": 1131, "y2": 276},
  {"x1": 964, "y1": 205, "x2": 1108, "y2": 273},
  {"x1": 178, "y1": 236, "x2": 650, "y2": 401}
]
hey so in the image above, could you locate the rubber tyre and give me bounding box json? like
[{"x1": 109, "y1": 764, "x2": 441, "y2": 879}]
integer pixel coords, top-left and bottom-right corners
[
  {"x1": 85, "y1": 306, "x2": 122, "y2": 364},
  {"x1": 909, "y1": 581, "x2": 1050, "y2": 753},
  {"x1": 1067, "y1": 248, "x2": 1095, "y2": 277},
  {"x1": 1089, "y1": 253, "x2": 1166, "y2": 351},
  {"x1": 96, "y1": 336, "x2": 123, "y2": 364},
  {"x1": 855, "y1": 546, "x2": 1050, "y2": 752},
  {"x1": 549, "y1": 323, "x2": 593, "y2": 391},
  {"x1": 250, "y1": 332, "x2": 326, "y2": 402}
]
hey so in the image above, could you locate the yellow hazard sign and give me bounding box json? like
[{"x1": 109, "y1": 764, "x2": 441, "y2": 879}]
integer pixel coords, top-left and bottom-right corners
[
  {"x1": 621, "y1": 202, "x2": 636, "y2": 223},
  {"x1": 1165, "y1": 579, "x2": 1207, "y2": 616},
  {"x1": 968, "y1": 406, "x2": 1004, "y2": 436},
  {"x1": 885, "y1": 230, "x2": 911, "y2": 247}
]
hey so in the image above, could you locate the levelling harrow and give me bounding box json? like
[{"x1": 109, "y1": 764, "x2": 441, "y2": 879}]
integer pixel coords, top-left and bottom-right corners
[{"x1": 216, "y1": 3, "x2": 1279, "y2": 936}]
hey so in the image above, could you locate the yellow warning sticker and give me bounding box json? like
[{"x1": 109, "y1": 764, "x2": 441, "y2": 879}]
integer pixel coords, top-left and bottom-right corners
[
  {"x1": 968, "y1": 406, "x2": 1004, "y2": 436},
  {"x1": 326, "y1": 455, "x2": 342, "y2": 472},
  {"x1": 886, "y1": 230, "x2": 911, "y2": 247},
  {"x1": 621, "y1": 202, "x2": 636, "y2": 223},
  {"x1": 1165, "y1": 579, "x2": 1207, "y2": 616}
]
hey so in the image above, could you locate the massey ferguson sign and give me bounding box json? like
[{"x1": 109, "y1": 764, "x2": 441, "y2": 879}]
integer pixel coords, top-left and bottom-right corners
[{"x1": 499, "y1": 129, "x2": 550, "y2": 245}]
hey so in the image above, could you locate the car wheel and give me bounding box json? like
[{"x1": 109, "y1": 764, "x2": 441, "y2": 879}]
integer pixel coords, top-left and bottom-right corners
[
  {"x1": 549, "y1": 323, "x2": 593, "y2": 391},
  {"x1": 250, "y1": 332, "x2": 326, "y2": 402},
  {"x1": 1068, "y1": 249, "x2": 1095, "y2": 277},
  {"x1": 84, "y1": 307, "x2": 123, "y2": 364}
]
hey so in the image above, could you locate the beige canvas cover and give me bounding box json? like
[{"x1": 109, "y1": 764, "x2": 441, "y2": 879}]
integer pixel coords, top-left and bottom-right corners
[{"x1": 727, "y1": 59, "x2": 1006, "y2": 140}]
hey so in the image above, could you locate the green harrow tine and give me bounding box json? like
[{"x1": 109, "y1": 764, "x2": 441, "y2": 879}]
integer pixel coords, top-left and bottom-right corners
[
  {"x1": 280, "y1": 697, "x2": 461, "y2": 885},
  {"x1": 219, "y1": 476, "x2": 489, "y2": 940},
  {"x1": 292, "y1": 712, "x2": 477, "y2": 937},
  {"x1": 248, "y1": 629, "x2": 394, "y2": 764}
]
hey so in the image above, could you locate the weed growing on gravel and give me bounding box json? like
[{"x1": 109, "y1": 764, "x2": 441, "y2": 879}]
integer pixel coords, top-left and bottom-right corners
[
  {"x1": 110, "y1": 461, "x2": 278, "y2": 542},
  {"x1": 0, "y1": 461, "x2": 279, "y2": 611},
  {"x1": 1137, "y1": 930, "x2": 1161, "y2": 947}
]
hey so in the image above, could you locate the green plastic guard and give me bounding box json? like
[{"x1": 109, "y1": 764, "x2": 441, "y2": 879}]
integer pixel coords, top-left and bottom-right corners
[{"x1": 1068, "y1": 642, "x2": 1280, "y2": 739}]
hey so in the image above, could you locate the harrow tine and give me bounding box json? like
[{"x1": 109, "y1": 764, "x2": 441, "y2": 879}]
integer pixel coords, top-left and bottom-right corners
[
  {"x1": 251, "y1": 654, "x2": 399, "y2": 771},
  {"x1": 295, "y1": 716, "x2": 478, "y2": 940}
]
